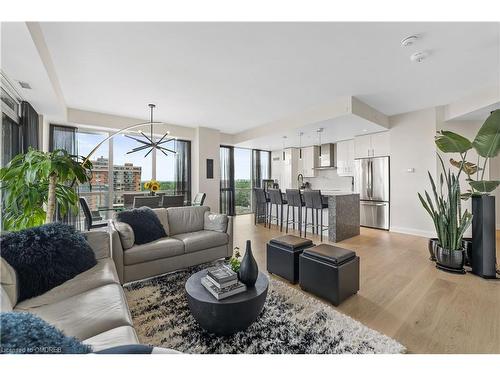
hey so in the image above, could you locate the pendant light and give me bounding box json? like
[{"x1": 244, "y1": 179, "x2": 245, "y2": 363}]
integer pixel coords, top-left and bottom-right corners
[
  {"x1": 298, "y1": 132, "x2": 303, "y2": 160},
  {"x1": 317, "y1": 128, "x2": 323, "y2": 159},
  {"x1": 125, "y1": 104, "x2": 177, "y2": 157}
]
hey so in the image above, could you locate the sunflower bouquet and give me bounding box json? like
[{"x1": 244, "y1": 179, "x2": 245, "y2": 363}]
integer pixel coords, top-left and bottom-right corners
[{"x1": 144, "y1": 179, "x2": 161, "y2": 195}]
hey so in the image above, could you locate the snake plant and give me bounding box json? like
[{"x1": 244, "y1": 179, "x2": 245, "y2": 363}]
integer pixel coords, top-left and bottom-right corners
[{"x1": 418, "y1": 154, "x2": 472, "y2": 251}]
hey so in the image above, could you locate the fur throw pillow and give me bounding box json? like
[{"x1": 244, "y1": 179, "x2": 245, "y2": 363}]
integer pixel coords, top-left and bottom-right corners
[
  {"x1": 0, "y1": 223, "x2": 97, "y2": 302},
  {"x1": 0, "y1": 312, "x2": 92, "y2": 354}
]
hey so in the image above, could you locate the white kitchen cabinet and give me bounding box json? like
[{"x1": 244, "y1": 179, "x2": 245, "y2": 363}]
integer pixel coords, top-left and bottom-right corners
[
  {"x1": 271, "y1": 148, "x2": 299, "y2": 189},
  {"x1": 354, "y1": 132, "x2": 390, "y2": 158},
  {"x1": 370, "y1": 132, "x2": 390, "y2": 157},
  {"x1": 336, "y1": 140, "x2": 355, "y2": 176},
  {"x1": 354, "y1": 135, "x2": 371, "y2": 158},
  {"x1": 297, "y1": 146, "x2": 318, "y2": 178}
]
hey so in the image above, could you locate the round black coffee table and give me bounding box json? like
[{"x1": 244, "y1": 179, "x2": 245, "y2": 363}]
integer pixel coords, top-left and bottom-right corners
[{"x1": 185, "y1": 269, "x2": 268, "y2": 336}]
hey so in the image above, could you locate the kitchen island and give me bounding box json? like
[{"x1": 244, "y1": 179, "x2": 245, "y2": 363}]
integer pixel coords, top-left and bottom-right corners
[
  {"x1": 266, "y1": 190, "x2": 360, "y2": 242},
  {"x1": 324, "y1": 192, "x2": 360, "y2": 242},
  {"x1": 296, "y1": 190, "x2": 360, "y2": 242}
]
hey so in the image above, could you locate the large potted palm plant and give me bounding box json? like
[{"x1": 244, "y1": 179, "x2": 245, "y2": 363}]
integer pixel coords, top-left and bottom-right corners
[
  {"x1": 434, "y1": 110, "x2": 500, "y2": 278},
  {"x1": 418, "y1": 155, "x2": 473, "y2": 273},
  {"x1": 0, "y1": 148, "x2": 92, "y2": 231}
]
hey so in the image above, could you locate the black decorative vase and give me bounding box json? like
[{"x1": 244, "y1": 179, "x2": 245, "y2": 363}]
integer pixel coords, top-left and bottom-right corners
[
  {"x1": 435, "y1": 246, "x2": 466, "y2": 274},
  {"x1": 238, "y1": 240, "x2": 258, "y2": 287},
  {"x1": 428, "y1": 238, "x2": 438, "y2": 261},
  {"x1": 472, "y1": 195, "x2": 497, "y2": 278}
]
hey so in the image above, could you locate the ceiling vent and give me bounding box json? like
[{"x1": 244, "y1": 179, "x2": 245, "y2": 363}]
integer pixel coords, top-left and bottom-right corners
[{"x1": 18, "y1": 81, "x2": 32, "y2": 89}]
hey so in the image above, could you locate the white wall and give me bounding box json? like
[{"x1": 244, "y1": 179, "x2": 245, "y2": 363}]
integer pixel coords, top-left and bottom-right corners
[
  {"x1": 38, "y1": 114, "x2": 50, "y2": 152},
  {"x1": 192, "y1": 127, "x2": 221, "y2": 212},
  {"x1": 389, "y1": 108, "x2": 438, "y2": 237}
]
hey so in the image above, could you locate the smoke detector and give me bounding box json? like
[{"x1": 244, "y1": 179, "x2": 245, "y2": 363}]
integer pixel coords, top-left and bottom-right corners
[
  {"x1": 18, "y1": 81, "x2": 32, "y2": 89},
  {"x1": 401, "y1": 35, "x2": 419, "y2": 47},
  {"x1": 410, "y1": 51, "x2": 428, "y2": 63}
]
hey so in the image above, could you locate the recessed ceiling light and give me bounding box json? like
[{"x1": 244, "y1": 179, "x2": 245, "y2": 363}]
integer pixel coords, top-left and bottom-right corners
[
  {"x1": 410, "y1": 51, "x2": 429, "y2": 63},
  {"x1": 362, "y1": 129, "x2": 368, "y2": 132},
  {"x1": 401, "y1": 35, "x2": 418, "y2": 47},
  {"x1": 18, "y1": 81, "x2": 32, "y2": 89}
]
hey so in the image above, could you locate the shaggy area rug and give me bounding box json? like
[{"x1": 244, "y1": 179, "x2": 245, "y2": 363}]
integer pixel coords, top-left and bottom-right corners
[{"x1": 124, "y1": 264, "x2": 406, "y2": 354}]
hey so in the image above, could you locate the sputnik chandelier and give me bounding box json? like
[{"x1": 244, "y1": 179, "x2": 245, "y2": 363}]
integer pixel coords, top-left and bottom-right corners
[{"x1": 125, "y1": 104, "x2": 177, "y2": 157}]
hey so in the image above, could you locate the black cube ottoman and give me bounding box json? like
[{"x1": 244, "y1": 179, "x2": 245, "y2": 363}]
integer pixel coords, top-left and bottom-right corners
[
  {"x1": 299, "y1": 244, "x2": 359, "y2": 306},
  {"x1": 267, "y1": 235, "x2": 314, "y2": 283}
]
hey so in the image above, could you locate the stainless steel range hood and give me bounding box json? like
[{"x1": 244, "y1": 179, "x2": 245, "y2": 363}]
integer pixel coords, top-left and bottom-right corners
[{"x1": 315, "y1": 143, "x2": 337, "y2": 169}]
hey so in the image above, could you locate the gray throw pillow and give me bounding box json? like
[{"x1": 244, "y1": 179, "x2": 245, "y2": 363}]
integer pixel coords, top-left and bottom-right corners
[
  {"x1": 114, "y1": 222, "x2": 135, "y2": 250},
  {"x1": 204, "y1": 211, "x2": 228, "y2": 233}
]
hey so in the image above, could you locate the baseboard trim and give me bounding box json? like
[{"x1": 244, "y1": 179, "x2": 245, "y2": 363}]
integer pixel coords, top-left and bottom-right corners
[
  {"x1": 389, "y1": 226, "x2": 435, "y2": 238},
  {"x1": 390, "y1": 226, "x2": 499, "y2": 237}
]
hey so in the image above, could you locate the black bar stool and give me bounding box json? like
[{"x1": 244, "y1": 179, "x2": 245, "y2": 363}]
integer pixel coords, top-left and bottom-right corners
[
  {"x1": 303, "y1": 190, "x2": 328, "y2": 241},
  {"x1": 253, "y1": 188, "x2": 269, "y2": 227},
  {"x1": 285, "y1": 189, "x2": 305, "y2": 236},
  {"x1": 268, "y1": 188, "x2": 287, "y2": 232}
]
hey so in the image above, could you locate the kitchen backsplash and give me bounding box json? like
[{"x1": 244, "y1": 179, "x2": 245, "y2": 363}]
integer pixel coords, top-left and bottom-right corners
[{"x1": 304, "y1": 169, "x2": 353, "y2": 192}]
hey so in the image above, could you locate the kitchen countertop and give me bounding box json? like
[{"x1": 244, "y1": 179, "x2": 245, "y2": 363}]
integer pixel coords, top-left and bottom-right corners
[
  {"x1": 323, "y1": 191, "x2": 358, "y2": 196},
  {"x1": 298, "y1": 189, "x2": 358, "y2": 196}
]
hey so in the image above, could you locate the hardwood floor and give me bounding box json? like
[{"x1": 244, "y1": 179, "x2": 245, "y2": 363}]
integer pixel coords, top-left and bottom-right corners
[{"x1": 232, "y1": 214, "x2": 500, "y2": 354}]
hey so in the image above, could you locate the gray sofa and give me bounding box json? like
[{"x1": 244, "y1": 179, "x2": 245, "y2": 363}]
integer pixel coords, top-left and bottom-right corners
[
  {"x1": 0, "y1": 231, "x2": 143, "y2": 352},
  {"x1": 111, "y1": 206, "x2": 233, "y2": 284}
]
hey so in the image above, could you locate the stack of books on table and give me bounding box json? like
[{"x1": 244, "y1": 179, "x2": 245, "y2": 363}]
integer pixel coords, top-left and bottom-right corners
[{"x1": 201, "y1": 265, "x2": 247, "y2": 300}]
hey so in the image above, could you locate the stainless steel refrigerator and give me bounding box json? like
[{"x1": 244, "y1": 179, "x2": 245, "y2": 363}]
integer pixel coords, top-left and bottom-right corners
[{"x1": 354, "y1": 156, "x2": 390, "y2": 230}]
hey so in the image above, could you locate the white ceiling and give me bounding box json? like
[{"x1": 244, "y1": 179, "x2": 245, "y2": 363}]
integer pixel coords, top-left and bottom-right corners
[
  {"x1": 33, "y1": 22, "x2": 499, "y2": 134},
  {"x1": 236, "y1": 113, "x2": 387, "y2": 150},
  {"x1": 1, "y1": 22, "x2": 64, "y2": 118}
]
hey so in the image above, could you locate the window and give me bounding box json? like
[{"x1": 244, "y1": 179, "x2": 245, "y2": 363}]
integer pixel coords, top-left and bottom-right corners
[
  {"x1": 234, "y1": 148, "x2": 252, "y2": 215},
  {"x1": 50, "y1": 125, "x2": 191, "y2": 219},
  {"x1": 76, "y1": 131, "x2": 110, "y2": 214},
  {"x1": 112, "y1": 134, "x2": 152, "y2": 206},
  {"x1": 1, "y1": 113, "x2": 21, "y2": 167},
  {"x1": 220, "y1": 147, "x2": 271, "y2": 216},
  {"x1": 155, "y1": 138, "x2": 176, "y2": 195}
]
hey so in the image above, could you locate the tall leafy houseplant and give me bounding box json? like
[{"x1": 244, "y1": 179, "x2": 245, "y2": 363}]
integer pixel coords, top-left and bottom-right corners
[
  {"x1": 434, "y1": 109, "x2": 499, "y2": 277},
  {"x1": 0, "y1": 148, "x2": 92, "y2": 231},
  {"x1": 434, "y1": 109, "x2": 500, "y2": 196}
]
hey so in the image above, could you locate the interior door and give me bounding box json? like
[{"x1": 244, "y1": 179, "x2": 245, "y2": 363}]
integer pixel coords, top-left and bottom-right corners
[{"x1": 370, "y1": 157, "x2": 390, "y2": 201}]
